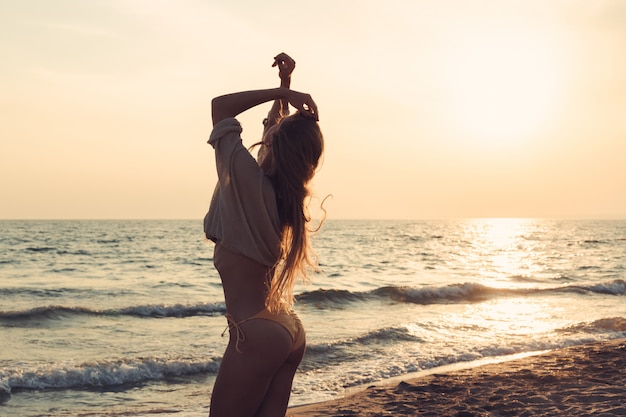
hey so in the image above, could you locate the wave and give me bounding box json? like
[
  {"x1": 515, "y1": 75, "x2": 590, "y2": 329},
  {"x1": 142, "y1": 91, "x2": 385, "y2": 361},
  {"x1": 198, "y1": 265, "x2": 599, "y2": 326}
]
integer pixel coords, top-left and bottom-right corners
[
  {"x1": 296, "y1": 279, "x2": 626, "y2": 307},
  {"x1": 5, "y1": 280, "x2": 621, "y2": 325},
  {"x1": 353, "y1": 326, "x2": 425, "y2": 344},
  {"x1": 2, "y1": 321, "x2": 624, "y2": 398},
  {"x1": 296, "y1": 283, "x2": 511, "y2": 306},
  {"x1": 307, "y1": 325, "x2": 423, "y2": 354},
  {"x1": 0, "y1": 287, "x2": 132, "y2": 298},
  {"x1": 586, "y1": 280, "x2": 626, "y2": 295},
  {"x1": 0, "y1": 302, "x2": 226, "y2": 325},
  {"x1": 372, "y1": 283, "x2": 506, "y2": 304},
  {"x1": 558, "y1": 317, "x2": 626, "y2": 334},
  {"x1": 296, "y1": 289, "x2": 368, "y2": 304},
  {"x1": 0, "y1": 355, "x2": 220, "y2": 394},
  {"x1": 302, "y1": 316, "x2": 626, "y2": 377},
  {"x1": 24, "y1": 246, "x2": 57, "y2": 252},
  {"x1": 302, "y1": 325, "x2": 424, "y2": 371}
]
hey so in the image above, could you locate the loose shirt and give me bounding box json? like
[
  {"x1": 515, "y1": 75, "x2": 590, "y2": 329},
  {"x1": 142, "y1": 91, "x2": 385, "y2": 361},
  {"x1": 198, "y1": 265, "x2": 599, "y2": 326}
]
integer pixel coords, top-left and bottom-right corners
[{"x1": 203, "y1": 118, "x2": 281, "y2": 267}]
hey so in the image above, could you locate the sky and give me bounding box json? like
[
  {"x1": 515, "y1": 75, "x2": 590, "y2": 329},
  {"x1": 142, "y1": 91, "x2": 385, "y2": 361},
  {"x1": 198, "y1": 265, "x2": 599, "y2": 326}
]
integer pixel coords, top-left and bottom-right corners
[{"x1": 1, "y1": 0, "x2": 625, "y2": 220}]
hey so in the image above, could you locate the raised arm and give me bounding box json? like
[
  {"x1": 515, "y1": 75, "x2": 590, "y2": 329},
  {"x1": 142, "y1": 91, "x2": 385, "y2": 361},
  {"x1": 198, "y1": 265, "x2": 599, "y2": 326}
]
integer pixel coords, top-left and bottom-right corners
[
  {"x1": 212, "y1": 88, "x2": 318, "y2": 126},
  {"x1": 264, "y1": 53, "x2": 295, "y2": 133}
]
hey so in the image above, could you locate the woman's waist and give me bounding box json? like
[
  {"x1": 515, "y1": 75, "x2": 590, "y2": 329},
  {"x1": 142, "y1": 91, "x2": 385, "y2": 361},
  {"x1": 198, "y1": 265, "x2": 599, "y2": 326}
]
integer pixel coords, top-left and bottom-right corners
[
  {"x1": 225, "y1": 305, "x2": 300, "y2": 327},
  {"x1": 221, "y1": 289, "x2": 268, "y2": 321},
  {"x1": 213, "y1": 243, "x2": 274, "y2": 276}
]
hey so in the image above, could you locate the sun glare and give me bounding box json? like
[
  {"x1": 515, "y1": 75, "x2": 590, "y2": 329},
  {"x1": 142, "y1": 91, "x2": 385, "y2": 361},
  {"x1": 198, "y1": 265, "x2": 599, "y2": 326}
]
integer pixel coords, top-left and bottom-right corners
[
  {"x1": 442, "y1": 24, "x2": 564, "y2": 147},
  {"x1": 463, "y1": 218, "x2": 543, "y2": 288}
]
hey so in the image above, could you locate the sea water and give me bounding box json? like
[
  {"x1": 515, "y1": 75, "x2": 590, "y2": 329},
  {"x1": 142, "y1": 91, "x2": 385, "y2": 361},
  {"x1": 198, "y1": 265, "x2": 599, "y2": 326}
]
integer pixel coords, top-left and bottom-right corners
[{"x1": 1, "y1": 219, "x2": 625, "y2": 416}]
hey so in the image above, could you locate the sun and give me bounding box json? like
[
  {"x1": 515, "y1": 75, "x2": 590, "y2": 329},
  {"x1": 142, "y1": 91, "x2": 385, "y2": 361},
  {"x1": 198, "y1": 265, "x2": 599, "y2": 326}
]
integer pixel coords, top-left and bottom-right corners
[{"x1": 442, "y1": 24, "x2": 564, "y2": 148}]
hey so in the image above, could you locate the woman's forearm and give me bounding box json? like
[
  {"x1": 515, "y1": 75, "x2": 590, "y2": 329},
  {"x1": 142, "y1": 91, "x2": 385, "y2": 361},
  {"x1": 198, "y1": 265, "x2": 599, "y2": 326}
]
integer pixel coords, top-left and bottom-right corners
[
  {"x1": 264, "y1": 76, "x2": 291, "y2": 131},
  {"x1": 278, "y1": 75, "x2": 291, "y2": 116},
  {"x1": 212, "y1": 88, "x2": 289, "y2": 125},
  {"x1": 277, "y1": 76, "x2": 292, "y2": 115}
]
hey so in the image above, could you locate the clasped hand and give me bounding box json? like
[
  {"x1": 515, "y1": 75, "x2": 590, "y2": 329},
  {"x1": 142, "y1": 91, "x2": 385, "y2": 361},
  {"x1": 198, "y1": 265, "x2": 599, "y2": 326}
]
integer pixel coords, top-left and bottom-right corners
[
  {"x1": 273, "y1": 52, "x2": 296, "y2": 80},
  {"x1": 286, "y1": 90, "x2": 318, "y2": 121}
]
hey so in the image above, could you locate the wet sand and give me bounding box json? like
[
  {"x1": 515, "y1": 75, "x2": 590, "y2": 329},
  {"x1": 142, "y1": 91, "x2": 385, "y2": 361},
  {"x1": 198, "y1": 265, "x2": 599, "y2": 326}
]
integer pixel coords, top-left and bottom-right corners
[{"x1": 289, "y1": 338, "x2": 626, "y2": 416}]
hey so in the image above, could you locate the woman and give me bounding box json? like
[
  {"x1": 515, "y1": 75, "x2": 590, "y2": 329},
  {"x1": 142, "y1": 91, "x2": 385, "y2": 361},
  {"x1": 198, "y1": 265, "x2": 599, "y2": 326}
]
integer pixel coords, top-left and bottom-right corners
[{"x1": 204, "y1": 53, "x2": 324, "y2": 417}]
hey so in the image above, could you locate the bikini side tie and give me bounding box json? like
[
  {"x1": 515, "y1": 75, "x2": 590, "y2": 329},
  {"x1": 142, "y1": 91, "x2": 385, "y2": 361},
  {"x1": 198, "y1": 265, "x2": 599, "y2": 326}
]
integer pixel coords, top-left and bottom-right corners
[{"x1": 222, "y1": 313, "x2": 247, "y2": 353}]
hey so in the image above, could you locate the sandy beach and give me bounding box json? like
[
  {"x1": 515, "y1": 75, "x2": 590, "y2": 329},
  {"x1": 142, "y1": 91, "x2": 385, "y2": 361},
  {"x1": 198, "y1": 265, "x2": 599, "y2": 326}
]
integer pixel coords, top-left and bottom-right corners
[{"x1": 289, "y1": 338, "x2": 626, "y2": 417}]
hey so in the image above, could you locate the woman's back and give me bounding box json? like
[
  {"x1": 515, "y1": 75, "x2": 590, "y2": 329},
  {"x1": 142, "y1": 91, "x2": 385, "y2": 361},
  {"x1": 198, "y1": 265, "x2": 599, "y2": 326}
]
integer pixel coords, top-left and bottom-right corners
[{"x1": 213, "y1": 243, "x2": 269, "y2": 322}]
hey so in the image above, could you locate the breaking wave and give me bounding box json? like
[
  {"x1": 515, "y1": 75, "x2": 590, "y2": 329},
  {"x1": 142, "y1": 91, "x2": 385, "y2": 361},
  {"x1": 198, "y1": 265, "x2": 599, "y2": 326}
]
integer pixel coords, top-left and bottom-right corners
[{"x1": 296, "y1": 279, "x2": 626, "y2": 307}]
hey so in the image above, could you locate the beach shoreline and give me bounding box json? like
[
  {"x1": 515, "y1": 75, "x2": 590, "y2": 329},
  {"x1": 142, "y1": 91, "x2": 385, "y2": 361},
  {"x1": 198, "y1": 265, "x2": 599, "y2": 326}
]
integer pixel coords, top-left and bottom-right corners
[{"x1": 289, "y1": 338, "x2": 626, "y2": 416}]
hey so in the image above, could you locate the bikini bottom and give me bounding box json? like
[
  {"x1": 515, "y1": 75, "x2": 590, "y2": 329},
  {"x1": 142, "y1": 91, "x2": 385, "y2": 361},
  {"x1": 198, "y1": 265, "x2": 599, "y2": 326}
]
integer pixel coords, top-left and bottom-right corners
[{"x1": 223, "y1": 308, "x2": 306, "y2": 353}]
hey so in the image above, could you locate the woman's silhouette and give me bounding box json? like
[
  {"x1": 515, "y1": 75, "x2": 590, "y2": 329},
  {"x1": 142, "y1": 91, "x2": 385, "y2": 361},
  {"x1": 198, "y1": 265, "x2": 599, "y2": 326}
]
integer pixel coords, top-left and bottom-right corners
[{"x1": 205, "y1": 53, "x2": 323, "y2": 417}]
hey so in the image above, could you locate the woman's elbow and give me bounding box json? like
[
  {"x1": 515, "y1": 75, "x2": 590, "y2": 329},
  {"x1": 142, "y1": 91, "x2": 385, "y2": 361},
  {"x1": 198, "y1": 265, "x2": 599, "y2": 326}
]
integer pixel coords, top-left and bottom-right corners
[{"x1": 211, "y1": 96, "x2": 227, "y2": 126}]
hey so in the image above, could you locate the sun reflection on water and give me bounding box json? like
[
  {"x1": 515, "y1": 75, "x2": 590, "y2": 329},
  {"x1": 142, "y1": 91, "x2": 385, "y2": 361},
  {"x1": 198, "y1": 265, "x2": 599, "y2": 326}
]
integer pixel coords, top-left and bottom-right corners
[
  {"x1": 465, "y1": 298, "x2": 555, "y2": 337},
  {"x1": 448, "y1": 219, "x2": 564, "y2": 340},
  {"x1": 459, "y1": 218, "x2": 548, "y2": 289}
]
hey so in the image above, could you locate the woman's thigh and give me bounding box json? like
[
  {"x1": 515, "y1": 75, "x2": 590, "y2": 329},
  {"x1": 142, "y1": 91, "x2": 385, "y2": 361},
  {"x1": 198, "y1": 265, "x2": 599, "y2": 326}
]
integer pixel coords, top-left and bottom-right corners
[{"x1": 254, "y1": 342, "x2": 306, "y2": 417}]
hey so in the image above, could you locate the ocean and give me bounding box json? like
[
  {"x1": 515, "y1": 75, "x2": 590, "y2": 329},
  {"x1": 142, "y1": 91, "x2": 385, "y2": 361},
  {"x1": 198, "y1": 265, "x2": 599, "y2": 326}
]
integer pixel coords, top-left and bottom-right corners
[{"x1": 1, "y1": 219, "x2": 625, "y2": 416}]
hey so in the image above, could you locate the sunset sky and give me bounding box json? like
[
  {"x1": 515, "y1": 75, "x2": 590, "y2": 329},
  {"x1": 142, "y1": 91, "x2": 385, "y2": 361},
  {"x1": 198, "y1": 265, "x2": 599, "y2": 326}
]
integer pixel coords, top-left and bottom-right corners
[{"x1": 1, "y1": 0, "x2": 625, "y2": 220}]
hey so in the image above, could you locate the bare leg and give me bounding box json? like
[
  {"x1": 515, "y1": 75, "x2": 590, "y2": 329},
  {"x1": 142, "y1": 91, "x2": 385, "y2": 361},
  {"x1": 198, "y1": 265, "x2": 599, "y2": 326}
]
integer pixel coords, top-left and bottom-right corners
[
  {"x1": 254, "y1": 342, "x2": 306, "y2": 417},
  {"x1": 209, "y1": 319, "x2": 295, "y2": 417}
]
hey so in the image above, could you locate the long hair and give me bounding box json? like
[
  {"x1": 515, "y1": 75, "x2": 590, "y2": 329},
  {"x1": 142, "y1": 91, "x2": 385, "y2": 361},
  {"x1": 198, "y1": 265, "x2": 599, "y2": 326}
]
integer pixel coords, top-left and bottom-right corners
[{"x1": 266, "y1": 113, "x2": 324, "y2": 312}]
